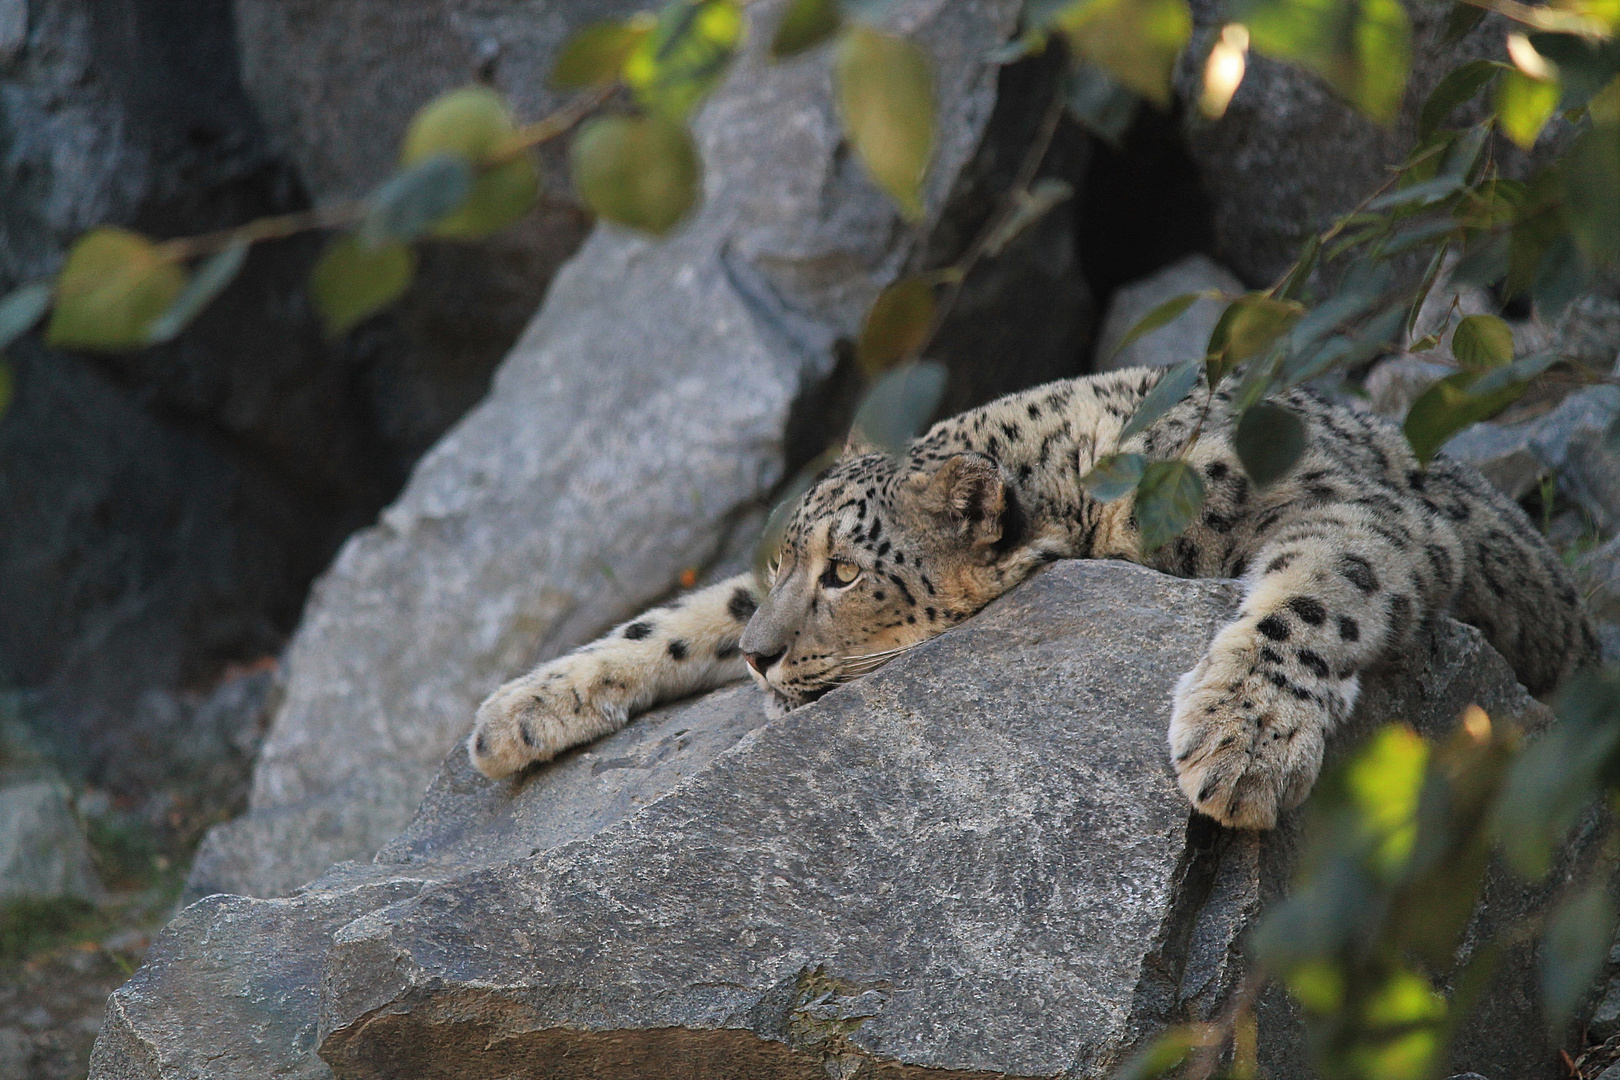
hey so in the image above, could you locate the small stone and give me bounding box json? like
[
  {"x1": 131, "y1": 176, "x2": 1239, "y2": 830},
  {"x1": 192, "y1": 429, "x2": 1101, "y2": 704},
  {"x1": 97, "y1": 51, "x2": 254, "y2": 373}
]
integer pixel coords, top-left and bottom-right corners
[
  {"x1": 1590, "y1": 977, "x2": 1620, "y2": 1040},
  {"x1": 1093, "y1": 254, "x2": 1243, "y2": 372},
  {"x1": 0, "y1": 776, "x2": 104, "y2": 903}
]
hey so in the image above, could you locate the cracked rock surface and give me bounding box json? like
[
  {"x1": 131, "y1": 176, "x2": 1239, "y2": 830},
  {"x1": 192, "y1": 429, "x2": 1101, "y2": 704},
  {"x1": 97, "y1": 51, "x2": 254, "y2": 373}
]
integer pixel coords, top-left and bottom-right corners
[{"x1": 91, "y1": 562, "x2": 1564, "y2": 1079}]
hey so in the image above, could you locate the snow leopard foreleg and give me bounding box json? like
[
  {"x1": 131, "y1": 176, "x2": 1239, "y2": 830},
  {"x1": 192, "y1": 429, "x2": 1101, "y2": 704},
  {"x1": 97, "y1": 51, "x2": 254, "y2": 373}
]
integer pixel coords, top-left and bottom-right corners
[
  {"x1": 1169, "y1": 496, "x2": 1461, "y2": 829},
  {"x1": 468, "y1": 572, "x2": 764, "y2": 778}
]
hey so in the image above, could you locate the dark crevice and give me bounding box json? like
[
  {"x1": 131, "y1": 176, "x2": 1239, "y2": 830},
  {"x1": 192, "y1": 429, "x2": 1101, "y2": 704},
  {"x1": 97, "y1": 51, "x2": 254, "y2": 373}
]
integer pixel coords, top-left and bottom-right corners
[{"x1": 1075, "y1": 102, "x2": 1216, "y2": 319}]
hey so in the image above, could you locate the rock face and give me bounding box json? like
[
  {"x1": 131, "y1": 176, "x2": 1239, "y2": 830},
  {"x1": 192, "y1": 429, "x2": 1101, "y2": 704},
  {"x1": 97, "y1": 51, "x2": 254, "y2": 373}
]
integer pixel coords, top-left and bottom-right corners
[
  {"x1": 0, "y1": 720, "x2": 102, "y2": 902},
  {"x1": 189, "y1": 0, "x2": 1094, "y2": 902},
  {"x1": 95, "y1": 562, "x2": 1563, "y2": 1080},
  {"x1": 1092, "y1": 253, "x2": 1242, "y2": 371}
]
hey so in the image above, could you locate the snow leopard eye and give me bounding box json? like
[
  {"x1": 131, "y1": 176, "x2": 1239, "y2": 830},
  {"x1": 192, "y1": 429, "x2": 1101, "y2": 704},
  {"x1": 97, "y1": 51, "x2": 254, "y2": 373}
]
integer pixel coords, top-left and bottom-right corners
[{"x1": 821, "y1": 559, "x2": 861, "y2": 588}]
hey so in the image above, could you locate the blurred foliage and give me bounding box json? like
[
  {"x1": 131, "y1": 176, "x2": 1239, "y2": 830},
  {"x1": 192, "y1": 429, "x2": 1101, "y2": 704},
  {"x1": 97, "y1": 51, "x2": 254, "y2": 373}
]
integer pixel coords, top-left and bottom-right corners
[{"x1": 1122, "y1": 675, "x2": 1620, "y2": 1080}]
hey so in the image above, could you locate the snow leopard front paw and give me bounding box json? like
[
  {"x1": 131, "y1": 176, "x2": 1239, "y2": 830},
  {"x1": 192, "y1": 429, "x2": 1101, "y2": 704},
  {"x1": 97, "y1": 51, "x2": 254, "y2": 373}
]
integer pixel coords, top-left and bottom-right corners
[
  {"x1": 1167, "y1": 621, "x2": 1351, "y2": 829},
  {"x1": 468, "y1": 655, "x2": 629, "y2": 779}
]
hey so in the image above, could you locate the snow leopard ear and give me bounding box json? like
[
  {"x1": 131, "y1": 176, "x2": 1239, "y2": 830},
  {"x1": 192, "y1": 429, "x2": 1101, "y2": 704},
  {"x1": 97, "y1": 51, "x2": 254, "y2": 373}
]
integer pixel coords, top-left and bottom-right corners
[{"x1": 901, "y1": 453, "x2": 1017, "y2": 554}]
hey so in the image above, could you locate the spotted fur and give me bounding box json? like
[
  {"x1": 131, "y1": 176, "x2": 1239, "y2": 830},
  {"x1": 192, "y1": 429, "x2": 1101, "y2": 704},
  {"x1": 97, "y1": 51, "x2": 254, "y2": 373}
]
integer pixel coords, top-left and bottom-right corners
[{"x1": 469, "y1": 367, "x2": 1599, "y2": 828}]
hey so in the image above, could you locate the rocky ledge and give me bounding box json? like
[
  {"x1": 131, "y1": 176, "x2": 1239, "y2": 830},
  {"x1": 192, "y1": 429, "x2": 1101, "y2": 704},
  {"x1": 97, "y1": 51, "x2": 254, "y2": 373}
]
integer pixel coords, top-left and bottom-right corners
[{"x1": 88, "y1": 562, "x2": 1569, "y2": 1080}]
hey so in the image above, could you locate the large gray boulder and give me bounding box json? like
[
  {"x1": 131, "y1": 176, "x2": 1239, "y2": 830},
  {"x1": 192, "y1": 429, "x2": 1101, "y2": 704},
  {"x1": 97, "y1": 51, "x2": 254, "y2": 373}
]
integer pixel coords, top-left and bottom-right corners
[
  {"x1": 94, "y1": 562, "x2": 1568, "y2": 1080},
  {"x1": 190, "y1": 0, "x2": 1092, "y2": 902}
]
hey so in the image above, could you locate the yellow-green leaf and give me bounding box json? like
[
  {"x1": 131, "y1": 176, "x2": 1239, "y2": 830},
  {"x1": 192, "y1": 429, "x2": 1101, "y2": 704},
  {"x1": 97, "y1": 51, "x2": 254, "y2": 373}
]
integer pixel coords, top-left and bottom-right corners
[
  {"x1": 1050, "y1": 0, "x2": 1192, "y2": 108},
  {"x1": 1134, "y1": 458, "x2": 1205, "y2": 552},
  {"x1": 571, "y1": 115, "x2": 701, "y2": 235},
  {"x1": 625, "y1": 0, "x2": 745, "y2": 120},
  {"x1": 857, "y1": 276, "x2": 936, "y2": 377},
  {"x1": 47, "y1": 228, "x2": 186, "y2": 351},
  {"x1": 1450, "y1": 313, "x2": 1513, "y2": 369},
  {"x1": 1235, "y1": 0, "x2": 1412, "y2": 124},
  {"x1": 1206, "y1": 294, "x2": 1302, "y2": 384},
  {"x1": 771, "y1": 0, "x2": 841, "y2": 58},
  {"x1": 401, "y1": 86, "x2": 539, "y2": 238},
  {"x1": 1403, "y1": 368, "x2": 1528, "y2": 464},
  {"x1": 1343, "y1": 724, "x2": 1428, "y2": 878},
  {"x1": 835, "y1": 25, "x2": 936, "y2": 221},
  {"x1": 0, "y1": 357, "x2": 12, "y2": 420},
  {"x1": 1495, "y1": 67, "x2": 1561, "y2": 149},
  {"x1": 310, "y1": 235, "x2": 416, "y2": 338},
  {"x1": 551, "y1": 17, "x2": 655, "y2": 89}
]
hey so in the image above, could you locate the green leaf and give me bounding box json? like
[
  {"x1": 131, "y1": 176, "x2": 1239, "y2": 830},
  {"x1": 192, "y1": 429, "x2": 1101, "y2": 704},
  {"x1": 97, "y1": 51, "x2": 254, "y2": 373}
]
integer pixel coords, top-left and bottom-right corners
[
  {"x1": 0, "y1": 282, "x2": 52, "y2": 352},
  {"x1": 1533, "y1": 233, "x2": 1591, "y2": 318},
  {"x1": 1366, "y1": 175, "x2": 1463, "y2": 211},
  {"x1": 1063, "y1": 63, "x2": 1139, "y2": 145},
  {"x1": 848, "y1": 360, "x2": 947, "y2": 454},
  {"x1": 309, "y1": 235, "x2": 416, "y2": 338},
  {"x1": 1495, "y1": 67, "x2": 1561, "y2": 150},
  {"x1": 857, "y1": 276, "x2": 935, "y2": 377},
  {"x1": 1134, "y1": 459, "x2": 1205, "y2": 552},
  {"x1": 1106, "y1": 292, "x2": 1205, "y2": 366},
  {"x1": 1402, "y1": 368, "x2": 1529, "y2": 464},
  {"x1": 1451, "y1": 232, "x2": 1511, "y2": 287},
  {"x1": 1234, "y1": 0, "x2": 1412, "y2": 124},
  {"x1": 1120, "y1": 357, "x2": 1201, "y2": 442},
  {"x1": 1276, "y1": 234, "x2": 1321, "y2": 302},
  {"x1": 835, "y1": 25, "x2": 936, "y2": 221},
  {"x1": 1234, "y1": 402, "x2": 1306, "y2": 488},
  {"x1": 401, "y1": 86, "x2": 539, "y2": 238},
  {"x1": 1506, "y1": 169, "x2": 1569, "y2": 300},
  {"x1": 145, "y1": 242, "x2": 248, "y2": 345},
  {"x1": 361, "y1": 154, "x2": 475, "y2": 247},
  {"x1": 551, "y1": 17, "x2": 654, "y2": 88},
  {"x1": 1047, "y1": 0, "x2": 1192, "y2": 108},
  {"x1": 771, "y1": 0, "x2": 841, "y2": 58},
  {"x1": 625, "y1": 0, "x2": 745, "y2": 121},
  {"x1": 1081, "y1": 451, "x2": 1147, "y2": 501},
  {"x1": 47, "y1": 227, "x2": 186, "y2": 351},
  {"x1": 1206, "y1": 294, "x2": 1303, "y2": 384},
  {"x1": 1542, "y1": 883, "x2": 1618, "y2": 1030},
  {"x1": 1419, "y1": 60, "x2": 1501, "y2": 140},
  {"x1": 1442, "y1": 1, "x2": 1486, "y2": 46},
  {"x1": 1563, "y1": 107, "x2": 1620, "y2": 265},
  {"x1": 571, "y1": 115, "x2": 701, "y2": 235},
  {"x1": 1450, "y1": 313, "x2": 1513, "y2": 370}
]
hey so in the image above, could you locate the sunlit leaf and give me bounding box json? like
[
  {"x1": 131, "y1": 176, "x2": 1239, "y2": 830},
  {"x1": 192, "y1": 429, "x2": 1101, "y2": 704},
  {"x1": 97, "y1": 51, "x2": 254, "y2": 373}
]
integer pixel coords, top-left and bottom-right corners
[
  {"x1": 1542, "y1": 883, "x2": 1618, "y2": 1030},
  {"x1": 1402, "y1": 369, "x2": 1528, "y2": 464},
  {"x1": 1234, "y1": 0, "x2": 1412, "y2": 123},
  {"x1": 47, "y1": 228, "x2": 186, "y2": 351},
  {"x1": 1450, "y1": 313, "x2": 1513, "y2": 370},
  {"x1": 145, "y1": 242, "x2": 248, "y2": 345},
  {"x1": 0, "y1": 282, "x2": 52, "y2": 352},
  {"x1": 848, "y1": 360, "x2": 947, "y2": 454},
  {"x1": 771, "y1": 0, "x2": 841, "y2": 58},
  {"x1": 401, "y1": 86, "x2": 539, "y2": 238},
  {"x1": 1345, "y1": 724, "x2": 1428, "y2": 878},
  {"x1": 1047, "y1": 0, "x2": 1192, "y2": 108},
  {"x1": 551, "y1": 17, "x2": 654, "y2": 88},
  {"x1": 1064, "y1": 63, "x2": 1140, "y2": 144},
  {"x1": 1206, "y1": 294, "x2": 1302, "y2": 384},
  {"x1": 309, "y1": 234, "x2": 416, "y2": 338},
  {"x1": 625, "y1": 0, "x2": 745, "y2": 120},
  {"x1": 1080, "y1": 451, "x2": 1146, "y2": 501},
  {"x1": 1349, "y1": 968, "x2": 1446, "y2": 1080},
  {"x1": 1120, "y1": 357, "x2": 1201, "y2": 442},
  {"x1": 1495, "y1": 67, "x2": 1561, "y2": 149},
  {"x1": 835, "y1": 25, "x2": 936, "y2": 220},
  {"x1": 1134, "y1": 458, "x2": 1205, "y2": 553},
  {"x1": 1106, "y1": 291, "x2": 1207, "y2": 366},
  {"x1": 571, "y1": 115, "x2": 701, "y2": 235},
  {"x1": 1419, "y1": 59, "x2": 1501, "y2": 140},
  {"x1": 361, "y1": 154, "x2": 475, "y2": 247},
  {"x1": 1234, "y1": 402, "x2": 1305, "y2": 487},
  {"x1": 857, "y1": 276, "x2": 936, "y2": 377}
]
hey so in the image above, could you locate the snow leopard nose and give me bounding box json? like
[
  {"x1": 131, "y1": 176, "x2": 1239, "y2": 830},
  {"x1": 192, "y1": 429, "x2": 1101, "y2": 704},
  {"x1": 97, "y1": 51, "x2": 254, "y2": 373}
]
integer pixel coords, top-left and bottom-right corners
[{"x1": 744, "y1": 648, "x2": 785, "y2": 675}]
